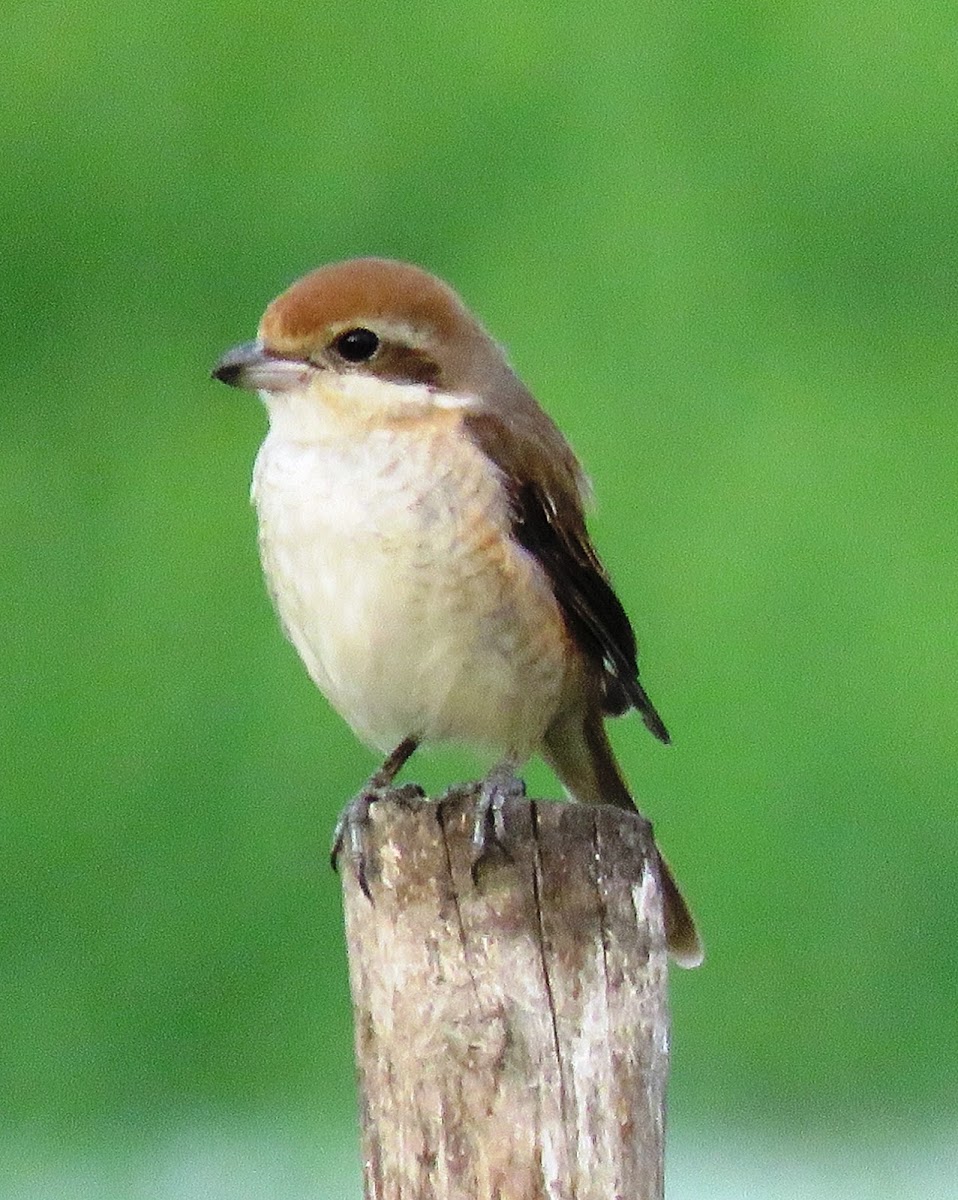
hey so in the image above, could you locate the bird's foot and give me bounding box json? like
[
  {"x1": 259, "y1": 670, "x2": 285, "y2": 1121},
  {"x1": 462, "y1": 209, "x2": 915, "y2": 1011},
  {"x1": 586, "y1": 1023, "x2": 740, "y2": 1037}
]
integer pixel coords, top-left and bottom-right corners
[
  {"x1": 330, "y1": 781, "x2": 425, "y2": 899},
  {"x1": 470, "y1": 762, "x2": 526, "y2": 885}
]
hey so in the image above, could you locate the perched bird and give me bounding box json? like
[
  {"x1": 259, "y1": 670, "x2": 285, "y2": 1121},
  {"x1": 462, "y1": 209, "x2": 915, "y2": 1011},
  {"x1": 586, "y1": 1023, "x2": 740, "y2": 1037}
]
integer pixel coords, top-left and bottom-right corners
[{"x1": 213, "y1": 257, "x2": 702, "y2": 966}]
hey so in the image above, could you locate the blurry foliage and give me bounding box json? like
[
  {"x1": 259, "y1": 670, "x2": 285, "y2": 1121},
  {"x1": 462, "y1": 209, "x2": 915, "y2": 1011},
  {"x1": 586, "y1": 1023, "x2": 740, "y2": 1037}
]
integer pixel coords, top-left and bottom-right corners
[{"x1": 2, "y1": 0, "x2": 956, "y2": 1150}]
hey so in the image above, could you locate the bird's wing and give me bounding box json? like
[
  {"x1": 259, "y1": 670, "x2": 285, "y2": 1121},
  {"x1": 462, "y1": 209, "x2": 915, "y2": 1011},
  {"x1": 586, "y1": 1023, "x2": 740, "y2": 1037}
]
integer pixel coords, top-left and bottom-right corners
[{"x1": 463, "y1": 407, "x2": 670, "y2": 743}]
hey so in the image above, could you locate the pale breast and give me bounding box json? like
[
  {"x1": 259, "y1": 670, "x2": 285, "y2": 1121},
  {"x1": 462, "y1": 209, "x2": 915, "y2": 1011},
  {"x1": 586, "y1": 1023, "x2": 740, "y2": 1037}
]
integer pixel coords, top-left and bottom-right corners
[{"x1": 251, "y1": 420, "x2": 570, "y2": 755}]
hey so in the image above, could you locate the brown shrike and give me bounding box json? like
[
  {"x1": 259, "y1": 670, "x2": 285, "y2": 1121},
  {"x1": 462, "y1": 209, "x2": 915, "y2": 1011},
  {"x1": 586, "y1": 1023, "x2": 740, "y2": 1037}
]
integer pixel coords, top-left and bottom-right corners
[{"x1": 213, "y1": 257, "x2": 702, "y2": 967}]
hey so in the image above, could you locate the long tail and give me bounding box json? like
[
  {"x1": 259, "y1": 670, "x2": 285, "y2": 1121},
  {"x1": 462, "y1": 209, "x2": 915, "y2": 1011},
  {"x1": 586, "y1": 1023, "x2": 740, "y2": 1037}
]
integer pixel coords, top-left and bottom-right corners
[{"x1": 542, "y1": 704, "x2": 703, "y2": 968}]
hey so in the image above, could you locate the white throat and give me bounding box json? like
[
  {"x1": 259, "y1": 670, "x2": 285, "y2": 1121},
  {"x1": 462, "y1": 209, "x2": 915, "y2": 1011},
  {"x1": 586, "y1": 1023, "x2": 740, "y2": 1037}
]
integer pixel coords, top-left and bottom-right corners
[{"x1": 260, "y1": 373, "x2": 475, "y2": 443}]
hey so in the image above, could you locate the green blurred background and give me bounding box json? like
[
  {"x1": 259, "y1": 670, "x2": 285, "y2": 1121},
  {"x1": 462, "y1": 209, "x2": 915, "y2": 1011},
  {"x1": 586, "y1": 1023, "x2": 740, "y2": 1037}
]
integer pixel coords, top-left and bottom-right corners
[{"x1": 3, "y1": 1, "x2": 956, "y2": 1196}]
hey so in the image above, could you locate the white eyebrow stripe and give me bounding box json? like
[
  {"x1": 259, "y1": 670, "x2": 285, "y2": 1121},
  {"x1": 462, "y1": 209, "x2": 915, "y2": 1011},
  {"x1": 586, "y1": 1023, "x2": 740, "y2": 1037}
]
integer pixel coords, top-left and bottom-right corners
[
  {"x1": 430, "y1": 389, "x2": 480, "y2": 411},
  {"x1": 327, "y1": 317, "x2": 432, "y2": 353}
]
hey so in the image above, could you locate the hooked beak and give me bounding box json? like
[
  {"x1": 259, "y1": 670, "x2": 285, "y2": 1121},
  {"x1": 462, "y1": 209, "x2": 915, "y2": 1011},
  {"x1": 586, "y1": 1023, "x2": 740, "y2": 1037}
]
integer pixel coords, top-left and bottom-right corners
[{"x1": 211, "y1": 341, "x2": 316, "y2": 391}]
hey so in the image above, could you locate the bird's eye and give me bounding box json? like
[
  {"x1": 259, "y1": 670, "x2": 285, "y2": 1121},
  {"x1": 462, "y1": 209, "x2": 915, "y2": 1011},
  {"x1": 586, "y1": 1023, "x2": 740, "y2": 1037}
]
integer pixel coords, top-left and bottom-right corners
[{"x1": 331, "y1": 327, "x2": 380, "y2": 363}]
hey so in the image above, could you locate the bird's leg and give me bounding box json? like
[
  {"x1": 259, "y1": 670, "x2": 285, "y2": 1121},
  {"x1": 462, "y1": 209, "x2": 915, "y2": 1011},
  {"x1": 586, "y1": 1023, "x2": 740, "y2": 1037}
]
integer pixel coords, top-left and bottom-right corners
[
  {"x1": 331, "y1": 736, "x2": 422, "y2": 897},
  {"x1": 470, "y1": 758, "x2": 526, "y2": 884}
]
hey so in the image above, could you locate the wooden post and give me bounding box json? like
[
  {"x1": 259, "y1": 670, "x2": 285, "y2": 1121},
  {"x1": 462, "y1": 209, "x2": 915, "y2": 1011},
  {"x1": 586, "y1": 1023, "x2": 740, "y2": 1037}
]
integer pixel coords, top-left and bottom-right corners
[{"x1": 340, "y1": 786, "x2": 670, "y2": 1200}]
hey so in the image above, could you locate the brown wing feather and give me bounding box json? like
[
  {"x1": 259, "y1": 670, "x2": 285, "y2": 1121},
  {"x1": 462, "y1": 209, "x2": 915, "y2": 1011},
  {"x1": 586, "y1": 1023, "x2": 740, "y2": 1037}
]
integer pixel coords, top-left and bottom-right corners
[{"x1": 463, "y1": 408, "x2": 670, "y2": 743}]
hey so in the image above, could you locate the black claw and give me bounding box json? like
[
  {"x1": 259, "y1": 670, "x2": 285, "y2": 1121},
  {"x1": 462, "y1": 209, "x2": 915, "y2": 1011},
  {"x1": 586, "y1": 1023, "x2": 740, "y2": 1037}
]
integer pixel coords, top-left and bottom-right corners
[
  {"x1": 330, "y1": 739, "x2": 422, "y2": 896},
  {"x1": 330, "y1": 781, "x2": 427, "y2": 898},
  {"x1": 355, "y1": 849, "x2": 373, "y2": 902}
]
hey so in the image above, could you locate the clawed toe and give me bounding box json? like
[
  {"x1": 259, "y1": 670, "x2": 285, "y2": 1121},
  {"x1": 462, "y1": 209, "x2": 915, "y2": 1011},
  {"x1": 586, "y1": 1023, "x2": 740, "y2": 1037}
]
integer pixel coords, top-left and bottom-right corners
[
  {"x1": 331, "y1": 782, "x2": 426, "y2": 898},
  {"x1": 470, "y1": 763, "x2": 526, "y2": 884},
  {"x1": 330, "y1": 753, "x2": 526, "y2": 896},
  {"x1": 330, "y1": 789, "x2": 377, "y2": 898},
  {"x1": 330, "y1": 737, "x2": 421, "y2": 898}
]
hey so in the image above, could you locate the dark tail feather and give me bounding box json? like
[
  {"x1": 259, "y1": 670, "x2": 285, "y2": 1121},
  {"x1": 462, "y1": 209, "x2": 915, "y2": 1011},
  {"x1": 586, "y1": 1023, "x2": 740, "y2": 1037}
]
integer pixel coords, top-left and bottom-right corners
[
  {"x1": 656, "y1": 851, "x2": 704, "y2": 967},
  {"x1": 543, "y1": 704, "x2": 703, "y2": 967}
]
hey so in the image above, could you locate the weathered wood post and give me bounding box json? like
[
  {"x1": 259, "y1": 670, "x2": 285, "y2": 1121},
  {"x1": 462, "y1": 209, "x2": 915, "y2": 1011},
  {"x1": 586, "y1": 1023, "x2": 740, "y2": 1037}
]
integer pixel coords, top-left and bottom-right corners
[{"x1": 340, "y1": 785, "x2": 671, "y2": 1200}]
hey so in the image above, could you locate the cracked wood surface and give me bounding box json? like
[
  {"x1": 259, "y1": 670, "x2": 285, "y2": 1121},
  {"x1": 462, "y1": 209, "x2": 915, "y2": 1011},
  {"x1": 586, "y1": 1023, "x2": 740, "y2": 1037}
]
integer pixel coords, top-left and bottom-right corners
[{"x1": 340, "y1": 787, "x2": 669, "y2": 1200}]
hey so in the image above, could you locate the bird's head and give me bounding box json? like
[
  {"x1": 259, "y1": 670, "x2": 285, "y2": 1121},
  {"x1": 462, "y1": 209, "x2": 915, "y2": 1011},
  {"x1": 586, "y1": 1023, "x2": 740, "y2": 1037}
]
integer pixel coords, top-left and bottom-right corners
[{"x1": 212, "y1": 258, "x2": 505, "y2": 436}]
